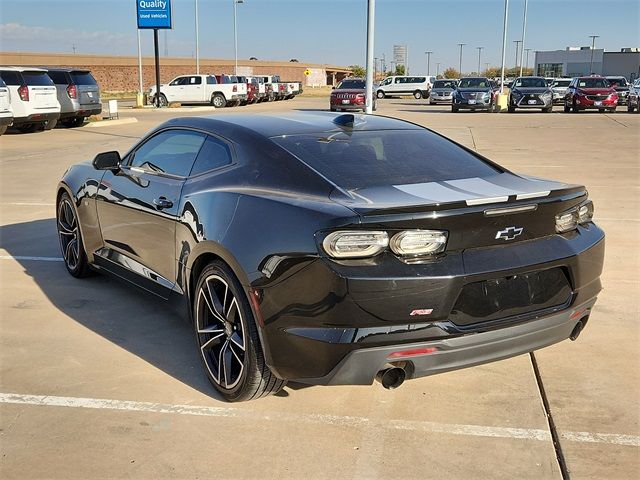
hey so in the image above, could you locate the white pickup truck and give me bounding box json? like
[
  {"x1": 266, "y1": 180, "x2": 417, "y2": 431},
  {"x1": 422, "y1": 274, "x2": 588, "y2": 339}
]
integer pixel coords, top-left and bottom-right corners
[
  {"x1": 148, "y1": 74, "x2": 247, "y2": 108},
  {"x1": 255, "y1": 75, "x2": 288, "y2": 101}
]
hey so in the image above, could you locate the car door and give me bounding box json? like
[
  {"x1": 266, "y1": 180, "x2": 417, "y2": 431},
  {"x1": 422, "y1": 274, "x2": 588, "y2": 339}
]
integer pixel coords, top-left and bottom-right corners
[
  {"x1": 164, "y1": 76, "x2": 188, "y2": 102},
  {"x1": 183, "y1": 76, "x2": 204, "y2": 102},
  {"x1": 95, "y1": 129, "x2": 207, "y2": 298}
]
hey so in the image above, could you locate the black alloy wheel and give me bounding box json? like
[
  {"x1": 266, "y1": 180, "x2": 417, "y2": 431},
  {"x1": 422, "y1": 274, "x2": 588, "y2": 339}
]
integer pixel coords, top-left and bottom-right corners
[
  {"x1": 57, "y1": 193, "x2": 91, "y2": 277},
  {"x1": 194, "y1": 262, "x2": 285, "y2": 402}
]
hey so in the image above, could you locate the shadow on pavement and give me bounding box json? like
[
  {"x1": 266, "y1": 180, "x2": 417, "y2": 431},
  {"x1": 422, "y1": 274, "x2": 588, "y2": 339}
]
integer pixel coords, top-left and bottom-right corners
[{"x1": 0, "y1": 218, "x2": 224, "y2": 399}]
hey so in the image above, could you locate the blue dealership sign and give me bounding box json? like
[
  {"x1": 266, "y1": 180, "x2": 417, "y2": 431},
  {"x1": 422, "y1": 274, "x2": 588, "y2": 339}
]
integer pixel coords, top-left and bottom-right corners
[{"x1": 137, "y1": 0, "x2": 172, "y2": 29}]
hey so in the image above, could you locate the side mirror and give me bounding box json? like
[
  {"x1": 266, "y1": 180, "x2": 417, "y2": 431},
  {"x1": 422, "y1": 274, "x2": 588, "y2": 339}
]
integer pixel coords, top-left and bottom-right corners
[{"x1": 92, "y1": 151, "x2": 121, "y2": 171}]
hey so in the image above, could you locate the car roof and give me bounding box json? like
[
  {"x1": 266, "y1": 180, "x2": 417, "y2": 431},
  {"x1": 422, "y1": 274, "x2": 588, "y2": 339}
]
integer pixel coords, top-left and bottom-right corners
[
  {"x1": 44, "y1": 67, "x2": 92, "y2": 73},
  {"x1": 0, "y1": 66, "x2": 48, "y2": 72},
  {"x1": 175, "y1": 112, "x2": 423, "y2": 138}
]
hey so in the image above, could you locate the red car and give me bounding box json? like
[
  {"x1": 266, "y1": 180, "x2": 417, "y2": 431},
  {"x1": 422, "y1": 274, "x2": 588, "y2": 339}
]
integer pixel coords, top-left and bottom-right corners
[
  {"x1": 563, "y1": 76, "x2": 618, "y2": 113},
  {"x1": 329, "y1": 78, "x2": 375, "y2": 112}
]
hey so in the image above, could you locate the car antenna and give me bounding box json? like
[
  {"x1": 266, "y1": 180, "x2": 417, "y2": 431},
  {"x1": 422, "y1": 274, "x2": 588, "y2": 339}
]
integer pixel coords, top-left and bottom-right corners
[{"x1": 333, "y1": 114, "x2": 356, "y2": 128}]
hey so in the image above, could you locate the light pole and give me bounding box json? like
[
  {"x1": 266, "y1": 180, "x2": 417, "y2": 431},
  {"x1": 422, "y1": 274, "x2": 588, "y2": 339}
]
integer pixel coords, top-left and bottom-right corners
[
  {"x1": 365, "y1": 0, "x2": 375, "y2": 114},
  {"x1": 424, "y1": 51, "x2": 433, "y2": 75},
  {"x1": 589, "y1": 35, "x2": 599, "y2": 74},
  {"x1": 485, "y1": 62, "x2": 490, "y2": 75},
  {"x1": 457, "y1": 43, "x2": 466, "y2": 75},
  {"x1": 524, "y1": 48, "x2": 531, "y2": 72},
  {"x1": 513, "y1": 40, "x2": 522, "y2": 75},
  {"x1": 499, "y1": 0, "x2": 509, "y2": 92},
  {"x1": 195, "y1": 0, "x2": 200, "y2": 74},
  {"x1": 519, "y1": 0, "x2": 528, "y2": 77},
  {"x1": 233, "y1": 0, "x2": 244, "y2": 76},
  {"x1": 476, "y1": 47, "x2": 483, "y2": 75},
  {"x1": 436, "y1": 62, "x2": 440, "y2": 77},
  {"x1": 374, "y1": 56, "x2": 378, "y2": 80}
]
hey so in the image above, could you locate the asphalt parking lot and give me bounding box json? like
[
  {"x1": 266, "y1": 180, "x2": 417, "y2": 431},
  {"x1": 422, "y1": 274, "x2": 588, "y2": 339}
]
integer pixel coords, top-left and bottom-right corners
[{"x1": 1, "y1": 97, "x2": 638, "y2": 479}]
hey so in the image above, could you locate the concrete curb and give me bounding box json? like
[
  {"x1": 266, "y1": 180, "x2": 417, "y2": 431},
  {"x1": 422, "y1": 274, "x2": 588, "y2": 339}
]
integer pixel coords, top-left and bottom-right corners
[{"x1": 85, "y1": 118, "x2": 138, "y2": 128}]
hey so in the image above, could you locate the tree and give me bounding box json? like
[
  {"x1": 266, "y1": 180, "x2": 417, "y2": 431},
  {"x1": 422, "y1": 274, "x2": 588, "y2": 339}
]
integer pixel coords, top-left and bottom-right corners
[
  {"x1": 394, "y1": 64, "x2": 405, "y2": 76},
  {"x1": 349, "y1": 65, "x2": 366, "y2": 77},
  {"x1": 443, "y1": 67, "x2": 460, "y2": 79}
]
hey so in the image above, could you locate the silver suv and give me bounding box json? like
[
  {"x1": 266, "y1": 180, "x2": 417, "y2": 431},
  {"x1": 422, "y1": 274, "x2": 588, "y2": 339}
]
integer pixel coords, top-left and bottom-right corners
[{"x1": 47, "y1": 68, "x2": 101, "y2": 127}]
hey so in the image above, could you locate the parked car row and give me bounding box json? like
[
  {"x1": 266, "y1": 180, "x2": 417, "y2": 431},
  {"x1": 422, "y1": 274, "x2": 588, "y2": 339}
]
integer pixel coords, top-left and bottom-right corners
[
  {"x1": 148, "y1": 74, "x2": 303, "y2": 108},
  {"x1": 379, "y1": 74, "x2": 639, "y2": 114},
  {"x1": 0, "y1": 66, "x2": 102, "y2": 134}
]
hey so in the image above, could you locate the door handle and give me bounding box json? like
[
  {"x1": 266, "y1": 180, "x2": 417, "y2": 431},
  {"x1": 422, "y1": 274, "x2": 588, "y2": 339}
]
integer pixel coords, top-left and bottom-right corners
[{"x1": 153, "y1": 197, "x2": 173, "y2": 210}]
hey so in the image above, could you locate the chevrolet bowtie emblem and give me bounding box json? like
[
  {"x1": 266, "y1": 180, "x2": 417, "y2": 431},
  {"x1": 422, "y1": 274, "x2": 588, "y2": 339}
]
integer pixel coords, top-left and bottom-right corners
[{"x1": 495, "y1": 226, "x2": 524, "y2": 241}]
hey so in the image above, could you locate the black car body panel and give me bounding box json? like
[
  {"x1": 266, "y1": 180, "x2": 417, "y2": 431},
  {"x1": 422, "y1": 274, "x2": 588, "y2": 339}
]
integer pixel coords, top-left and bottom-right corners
[
  {"x1": 509, "y1": 77, "x2": 554, "y2": 110},
  {"x1": 452, "y1": 77, "x2": 494, "y2": 110},
  {"x1": 58, "y1": 112, "x2": 605, "y2": 388}
]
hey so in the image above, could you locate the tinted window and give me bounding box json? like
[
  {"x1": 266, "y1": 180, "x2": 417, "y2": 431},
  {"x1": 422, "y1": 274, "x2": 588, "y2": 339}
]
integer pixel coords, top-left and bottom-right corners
[
  {"x1": 188, "y1": 76, "x2": 202, "y2": 85},
  {"x1": 131, "y1": 130, "x2": 206, "y2": 177},
  {"x1": 22, "y1": 72, "x2": 54, "y2": 86},
  {"x1": 578, "y1": 78, "x2": 610, "y2": 88},
  {"x1": 190, "y1": 136, "x2": 233, "y2": 176},
  {"x1": 0, "y1": 71, "x2": 21, "y2": 85},
  {"x1": 170, "y1": 77, "x2": 188, "y2": 86},
  {"x1": 48, "y1": 71, "x2": 69, "y2": 84},
  {"x1": 0, "y1": 77, "x2": 5, "y2": 87},
  {"x1": 607, "y1": 78, "x2": 627, "y2": 87},
  {"x1": 71, "y1": 72, "x2": 98, "y2": 85},
  {"x1": 206, "y1": 75, "x2": 217, "y2": 85},
  {"x1": 459, "y1": 78, "x2": 490, "y2": 88},
  {"x1": 273, "y1": 130, "x2": 500, "y2": 189},
  {"x1": 514, "y1": 77, "x2": 547, "y2": 88},
  {"x1": 337, "y1": 79, "x2": 365, "y2": 89},
  {"x1": 433, "y1": 80, "x2": 456, "y2": 89}
]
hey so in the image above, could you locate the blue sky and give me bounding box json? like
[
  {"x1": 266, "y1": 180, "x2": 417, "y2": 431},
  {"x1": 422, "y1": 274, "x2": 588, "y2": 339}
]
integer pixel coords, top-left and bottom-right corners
[{"x1": 1, "y1": 0, "x2": 638, "y2": 71}]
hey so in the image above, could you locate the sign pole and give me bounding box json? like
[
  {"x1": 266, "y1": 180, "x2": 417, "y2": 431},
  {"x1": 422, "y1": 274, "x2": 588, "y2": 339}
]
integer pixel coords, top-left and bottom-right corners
[{"x1": 153, "y1": 28, "x2": 161, "y2": 107}]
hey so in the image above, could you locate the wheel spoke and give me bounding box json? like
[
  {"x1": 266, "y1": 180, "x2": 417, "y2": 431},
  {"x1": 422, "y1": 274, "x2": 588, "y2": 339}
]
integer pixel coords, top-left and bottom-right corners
[
  {"x1": 58, "y1": 219, "x2": 75, "y2": 235},
  {"x1": 229, "y1": 341, "x2": 243, "y2": 363},
  {"x1": 64, "y1": 239, "x2": 74, "y2": 263},
  {"x1": 226, "y1": 297, "x2": 238, "y2": 319},
  {"x1": 200, "y1": 332, "x2": 225, "y2": 351},
  {"x1": 230, "y1": 330, "x2": 244, "y2": 351},
  {"x1": 199, "y1": 287, "x2": 225, "y2": 324},
  {"x1": 205, "y1": 279, "x2": 227, "y2": 323},
  {"x1": 222, "y1": 340, "x2": 234, "y2": 387}
]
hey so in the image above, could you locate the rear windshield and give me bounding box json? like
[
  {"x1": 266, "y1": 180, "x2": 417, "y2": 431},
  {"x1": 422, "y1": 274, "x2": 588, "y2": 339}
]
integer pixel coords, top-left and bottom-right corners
[
  {"x1": 23, "y1": 72, "x2": 54, "y2": 86},
  {"x1": 0, "y1": 77, "x2": 5, "y2": 87},
  {"x1": 578, "y1": 78, "x2": 610, "y2": 88},
  {"x1": 433, "y1": 80, "x2": 457, "y2": 89},
  {"x1": 459, "y1": 78, "x2": 490, "y2": 88},
  {"x1": 514, "y1": 77, "x2": 547, "y2": 88},
  {"x1": 336, "y1": 79, "x2": 365, "y2": 89},
  {"x1": 272, "y1": 130, "x2": 500, "y2": 189},
  {"x1": 71, "y1": 72, "x2": 97, "y2": 85},
  {"x1": 47, "y1": 71, "x2": 69, "y2": 84}
]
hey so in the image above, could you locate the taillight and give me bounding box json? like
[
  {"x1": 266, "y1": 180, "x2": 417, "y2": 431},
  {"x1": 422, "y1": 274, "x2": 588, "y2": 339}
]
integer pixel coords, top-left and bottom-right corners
[
  {"x1": 233, "y1": 84, "x2": 237, "y2": 92},
  {"x1": 18, "y1": 85, "x2": 29, "y2": 101},
  {"x1": 67, "y1": 84, "x2": 77, "y2": 99}
]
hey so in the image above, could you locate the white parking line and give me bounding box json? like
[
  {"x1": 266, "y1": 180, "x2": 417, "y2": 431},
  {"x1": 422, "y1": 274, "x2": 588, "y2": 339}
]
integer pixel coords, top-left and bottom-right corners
[
  {"x1": 1, "y1": 392, "x2": 637, "y2": 447},
  {"x1": 0, "y1": 255, "x2": 63, "y2": 262},
  {"x1": 0, "y1": 202, "x2": 55, "y2": 206}
]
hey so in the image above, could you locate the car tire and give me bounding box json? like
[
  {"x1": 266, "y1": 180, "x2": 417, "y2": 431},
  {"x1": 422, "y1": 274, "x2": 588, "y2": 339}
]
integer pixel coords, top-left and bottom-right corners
[
  {"x1": 56, "y1": 192, "x2": 92, "y2": 278},
  {"x1": 211, "y1": 93, "x2": 227, "y2": 108},
  {"x1": 65, "y1": 117, "x2": 85, "y2": 128},
  {"x1": 543, "y1": 106, "x2": 553, "y2": 113},
  {"x1": 154, "y1": 94, "x2": 168, "y2": 107},
  {"x1": 563, "y1": 100, "x2": 571, "y2": 113},
  {"x1": 44, "y1": 118, "x2": 57, "y2": 130},
  {"x1": 376, "y1": 90, "x2": 385, "y2": 99},
  {"x1": 0, "y1": 125, "x2": 7, "y2": 136},
  {"x1": 627, "y1": 103, "x2": 634, "y2": 112},
  {"x1": 609, "y1": 107, "x2": 616, "y2": 113},
  {"x1": 451, "y1": 105, "x2": 459, "y2": 112},
  {"x1": 508, "y1": 104, "x2": 516, "y2": 113},
  {"x1": 330, "y1": 107, "x2": 336, "y2": 112},
  {"x1": 572, "y1": 101, "x2": 579, "y2": 113},
  {"x1": 413, "y1": 90, "x2": 423, "y2": 99},
  {"x1": 193, "y1": 261, "x2": 286, "y2": 402},
  {"x1": 429, "y1": 100, "x2": 435, "y2": 105}
]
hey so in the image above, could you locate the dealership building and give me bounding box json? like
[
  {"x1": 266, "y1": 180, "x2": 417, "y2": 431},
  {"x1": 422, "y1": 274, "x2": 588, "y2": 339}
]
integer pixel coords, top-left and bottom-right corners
[{"x1": 535, "y1": 47, "x2": 640, "y2": 80}]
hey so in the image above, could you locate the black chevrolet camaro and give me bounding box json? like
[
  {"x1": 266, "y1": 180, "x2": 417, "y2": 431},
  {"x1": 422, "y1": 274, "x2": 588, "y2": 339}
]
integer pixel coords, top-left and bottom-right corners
[{"x1": 57, "y1": 112, "x2": 605, "y2": 401}]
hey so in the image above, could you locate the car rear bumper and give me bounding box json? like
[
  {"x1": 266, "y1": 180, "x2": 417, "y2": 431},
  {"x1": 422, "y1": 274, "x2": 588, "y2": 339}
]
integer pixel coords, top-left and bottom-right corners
[
  {"x1": 0, "y1": 114, "x2": 13, "y2": 127},
  {"x1": 12, "y1": 111, "x2": 60, "y2": 125},
  {"x1": 301, "y1": 297, "x2": 596, "y2": 385},
  {"x1": 60, "y1": 105, "x2": 102, "y2": 119},
  {"x1": 256, "y1": 225, "x2": 605, "y2": 384}
]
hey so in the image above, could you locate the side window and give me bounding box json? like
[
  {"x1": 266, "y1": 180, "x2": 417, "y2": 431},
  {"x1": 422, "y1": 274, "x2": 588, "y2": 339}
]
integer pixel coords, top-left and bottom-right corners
[
  {"x1": 0, "y1": 71, "x2": 21, "y2": 86},
  {"x1": 206, "y1": 76, "x2": 217, "y2": 85},
  {"x1": 189, "y1": 76, "x2": 202, "y2": 85},
  {"x1": 190, "y1": 136, "x2": 233, "y2": 176},
  {"x1": 48, "y1": 71, "x2": 68, "y2": 84},
  {"x1": 130, "y1": 130, "x2": 206, "y2": 177},
  {"x1": 394, "y1": 78, "x2": 401, "y2": 84},
  {"x1": 170, "y1": 77, "x2": 186, "y2": 86}
]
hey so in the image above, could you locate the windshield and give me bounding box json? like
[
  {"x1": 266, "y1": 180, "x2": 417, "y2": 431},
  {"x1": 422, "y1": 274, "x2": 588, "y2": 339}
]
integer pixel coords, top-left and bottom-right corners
[
  {"x1": 336, "y1": 79, "x2": 365, "y2": 90},
  {"x1": 272, "y1": 130, "x2": 500, "y2": 190},
  {"x1": 459, "y1": 78, "x2": 490, "y2": 88},
  {"x1": 433, "y1": 80, "x2": 457, "y2": 89},
  {"x1": 514, "y1": 77, "x2": 547, "y2": 88},
  {"x1": 552, "y1": 80, "x2": 571, "y2": 87},
  {"x1": 578, "y1": 78, "x2": 610, "y2": 88},
  {"x1": 607, "y1": 78, "x2": 627, "y2": 87}
]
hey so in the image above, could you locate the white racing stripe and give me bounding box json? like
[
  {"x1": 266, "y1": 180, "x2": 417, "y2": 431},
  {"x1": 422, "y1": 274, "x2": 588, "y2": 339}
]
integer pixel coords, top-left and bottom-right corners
[
  {"x1": 0, "y1": 255, "x2": 63, "y2": 262},
  {"x1": 1, "y1": 392, "x2": 638, "y2": 447}
]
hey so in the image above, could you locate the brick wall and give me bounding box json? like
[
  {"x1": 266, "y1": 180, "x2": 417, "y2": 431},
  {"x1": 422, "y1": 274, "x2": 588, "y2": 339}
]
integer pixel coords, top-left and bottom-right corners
[{"x1": 0, "y1": 52, "x2": 351, "y2": 92}]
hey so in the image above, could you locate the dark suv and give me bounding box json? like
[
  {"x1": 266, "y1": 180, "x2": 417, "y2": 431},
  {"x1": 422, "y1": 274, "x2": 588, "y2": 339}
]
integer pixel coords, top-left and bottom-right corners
[
  {"x1": 330, "y1": 78, "x2": 375, "y2": 112},
  {"x1": 605, "y1": 76, "x2": 630, "y2": 105},
  {"x1": 451, "y1": 77, "x2": 494, "y2": 112},
  {"x1": 508, "y1": 76, "x2": 554, "y2": 113}
]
